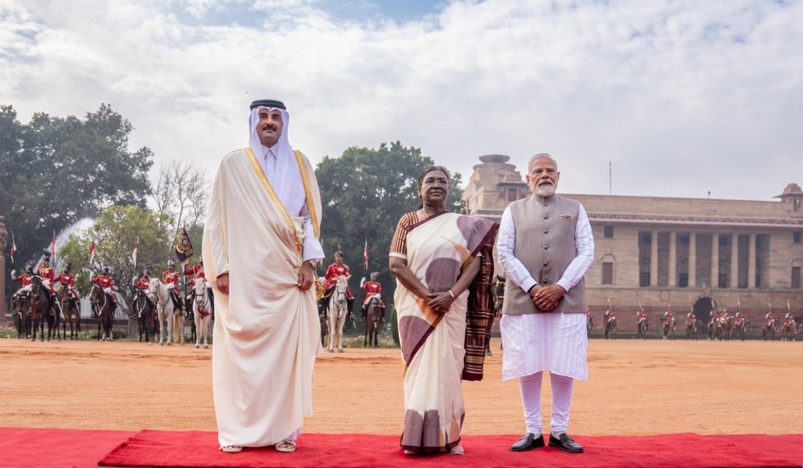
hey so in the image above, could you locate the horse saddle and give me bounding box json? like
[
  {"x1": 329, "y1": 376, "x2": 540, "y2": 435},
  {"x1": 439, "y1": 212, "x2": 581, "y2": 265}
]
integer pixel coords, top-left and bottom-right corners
[{"x1": 169, "y1": 290, "x2": 180, "y2": 308}]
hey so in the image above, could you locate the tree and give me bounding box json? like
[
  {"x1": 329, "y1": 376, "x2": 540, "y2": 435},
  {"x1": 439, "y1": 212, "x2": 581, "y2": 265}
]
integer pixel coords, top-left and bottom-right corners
[
  {"x1": 315, "y1": 142, "x2": 463, "y2": 310},
  {"x1": 1, "y1": 104, "x2": 153, "y2": 300},
  {"x1": 59, "y1": 205, "x2": 172, "y2": 331},
  {"x1": 151, "y1": 158, "x2": 210, "y2": 258}
]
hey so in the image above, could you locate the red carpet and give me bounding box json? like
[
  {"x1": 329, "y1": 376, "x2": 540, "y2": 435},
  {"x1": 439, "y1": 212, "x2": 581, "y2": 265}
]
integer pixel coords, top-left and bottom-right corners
[{"x1": 1, "y1": 427, "x2": 800, "y2": 468}]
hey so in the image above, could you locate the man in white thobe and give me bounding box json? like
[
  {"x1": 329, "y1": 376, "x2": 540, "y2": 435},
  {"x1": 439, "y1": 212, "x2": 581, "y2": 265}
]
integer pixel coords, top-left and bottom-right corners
[
  {"x1": 203, "y1": 99, "x2": 324, "y2": 454},
  {"x1": 497, "y1": 153, "x2": 594, "y2": 454}
]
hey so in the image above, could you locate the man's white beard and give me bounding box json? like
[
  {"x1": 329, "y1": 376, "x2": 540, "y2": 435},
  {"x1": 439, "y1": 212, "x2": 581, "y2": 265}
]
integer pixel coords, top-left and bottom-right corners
[{"x1": 535, "y1": 183, "x2": 556, "y2": 197}]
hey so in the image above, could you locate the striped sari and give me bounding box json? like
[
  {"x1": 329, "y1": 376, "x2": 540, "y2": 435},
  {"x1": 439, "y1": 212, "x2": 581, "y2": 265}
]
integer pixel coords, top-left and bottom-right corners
[{"x1": 391, "y1": 211, "x2": 497, "y2": 453}]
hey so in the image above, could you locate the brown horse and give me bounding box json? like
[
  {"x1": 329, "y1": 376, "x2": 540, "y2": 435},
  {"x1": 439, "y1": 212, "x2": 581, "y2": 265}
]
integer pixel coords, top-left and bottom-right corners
[
  {"x1": 57, "y1": 285, "x2": 81, "y2": 340},
  {"x1": 89, "y1": 284, "x2": 114, "y2": 341},
  {"x1": 364, "y1": 296, "x2": 382, "y2": 348},
  {"x1": 733, "y1": 317, "x2": 750, "y2": 341},
  {"x1": 662, "y1": 316, "x2": 677, "y2": 340},
  {"x1": 762, "y1": 318, "x2": 778, "y2": 341},
  {"x1": 30, "y1": 276, "x2": 58, "y2": 342},
  {"x1": 604, "y1": 315, "x2": 617, "y2": 339},
  {"x1": 12, "y1": 291, "x2": 32, "y2": 339},
  {"x1": 134, "y1": 289, "x2": 155, "y2": 343},
  {"x1": 685, "y1": 319, "x2": 698, "y2": 340},
  {"x1": 781, "y1": 320, "x2": 800, "y2": 341},
  {"x1": 637, "y1": 315, "x2": 649, "y2": 340}
]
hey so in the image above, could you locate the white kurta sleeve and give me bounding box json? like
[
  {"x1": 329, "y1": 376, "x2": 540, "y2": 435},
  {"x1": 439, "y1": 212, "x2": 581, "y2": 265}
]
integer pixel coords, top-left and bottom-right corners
[
  {"x1": 300, "y1": 201, "x2": 324, "y2": 263},
  {"x1": 556, "y1": 204, "x2": 594, "y2": 292},
  {"x1": 204, "y1": 161, "x2": 230, "y2": 282}
]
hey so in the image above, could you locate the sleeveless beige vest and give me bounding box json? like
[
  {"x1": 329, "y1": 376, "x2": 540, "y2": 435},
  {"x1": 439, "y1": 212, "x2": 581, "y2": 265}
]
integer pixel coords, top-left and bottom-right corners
[{"x1": 502, "y1": 194, "x2": 588, "y2": 315}]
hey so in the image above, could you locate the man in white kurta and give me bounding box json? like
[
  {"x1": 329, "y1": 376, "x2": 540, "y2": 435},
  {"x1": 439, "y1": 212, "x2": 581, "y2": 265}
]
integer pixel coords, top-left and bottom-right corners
[
  {"x1": 203, "y1": 99, "x2": 324, "y2": 453},
  {"x1": 497, "y1": 153, "x2": 594, "y2": 454}
]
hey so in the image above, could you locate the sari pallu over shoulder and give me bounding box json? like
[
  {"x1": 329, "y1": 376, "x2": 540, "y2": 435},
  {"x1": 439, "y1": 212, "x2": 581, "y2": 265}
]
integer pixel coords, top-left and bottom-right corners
[{"x1": 397, "y1": 213, "x2": 498, "y2": 380}]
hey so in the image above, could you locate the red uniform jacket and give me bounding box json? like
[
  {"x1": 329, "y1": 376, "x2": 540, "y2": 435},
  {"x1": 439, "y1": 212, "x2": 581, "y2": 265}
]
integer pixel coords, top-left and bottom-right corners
[
  {"x1": 13, "y1": 274, "x2": 33, "y2": 288},
  {"x1": 184, "y1": 264, "x2": 205, "y2": 286},
  {"x1": 162, "y1": 270, "x2": 179, "y2": 288},
  {"x1": 361, "y1": 280, "x2": 384, "y2": 307},
  {"x1": 55, "y1": 273, "x2": 80, "y2": 300},
  {"x1": 37, "y1": 266, "x2": 56, "y2": 293},
  {"x1": 324, "y1": 263, "x2": 353, "y2": 298},
  {"x1": 92, "y1": 275, "x2": 114, "y2": 289},
  {"x1": 135, "y1": 277, "x2": 151, "y2": 290}
]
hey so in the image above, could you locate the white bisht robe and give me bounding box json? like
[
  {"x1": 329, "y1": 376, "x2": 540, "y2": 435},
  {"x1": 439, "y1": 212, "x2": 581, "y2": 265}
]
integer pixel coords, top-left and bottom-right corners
[{"x1": 203, "y1": 147, "x2": 322, "y2": 448}]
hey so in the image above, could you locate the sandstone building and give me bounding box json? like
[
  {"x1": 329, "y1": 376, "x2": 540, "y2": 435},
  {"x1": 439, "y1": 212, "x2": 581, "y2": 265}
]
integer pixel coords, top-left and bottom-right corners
[{"x1": 464, "y1": 155, "x2": 803, "y2": 334}]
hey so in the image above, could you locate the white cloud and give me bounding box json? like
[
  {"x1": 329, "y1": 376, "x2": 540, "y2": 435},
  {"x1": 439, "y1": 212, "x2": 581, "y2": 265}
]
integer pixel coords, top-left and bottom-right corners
[{"x1": 2, "y1": 0, "x2": 801, "y2": 201}]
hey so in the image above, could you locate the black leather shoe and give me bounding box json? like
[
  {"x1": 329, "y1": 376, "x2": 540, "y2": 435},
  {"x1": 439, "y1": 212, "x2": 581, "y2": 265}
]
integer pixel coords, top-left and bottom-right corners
[
  {"x1": 510, "y1": 433, "x2": 545, "y2": 452},
  {"x1": 548, "y1": 433, "x2": 584, "y2": 453}
]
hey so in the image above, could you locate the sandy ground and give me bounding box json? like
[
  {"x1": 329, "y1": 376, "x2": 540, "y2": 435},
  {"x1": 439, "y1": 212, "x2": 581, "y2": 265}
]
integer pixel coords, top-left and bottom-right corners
[{"x1": 1, "y1": 336, "x2": 801, "y2": 436}]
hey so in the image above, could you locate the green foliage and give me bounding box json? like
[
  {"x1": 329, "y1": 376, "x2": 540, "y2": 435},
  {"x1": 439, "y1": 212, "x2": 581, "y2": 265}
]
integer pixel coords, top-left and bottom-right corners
[
  {"x1": 1, "y1": 104, "x2": 153, "y2": 296},
  {"x1": 315, "y1": 141, "x2": 463, "y2": 310},
  {"x1": 59, "y1": 205, "x2": 172, "y2": 316}
]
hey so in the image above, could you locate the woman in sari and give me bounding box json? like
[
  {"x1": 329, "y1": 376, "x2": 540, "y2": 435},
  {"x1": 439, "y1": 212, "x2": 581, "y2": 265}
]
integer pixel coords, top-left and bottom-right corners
[{"x1": 389, "y1": 166, "x2": 498, "y2": 455}]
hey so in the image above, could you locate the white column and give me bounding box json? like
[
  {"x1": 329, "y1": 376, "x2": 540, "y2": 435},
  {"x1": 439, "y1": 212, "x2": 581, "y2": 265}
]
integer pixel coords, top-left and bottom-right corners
[
  {"x1": 730, "y1": 233, "x2": 739, "y2": 288},
  {"x1": 669, "y1": 232, "x2": 677, "y2": 287},
  {"x1": 689, "y1": 233, "x2": 697, "y2": 288},
  {"x1": 748, "y1": 233, "x2": 756, "y2": 288},
  {"x1": 650, "y1": 230, "x2": 659, "y2": 286},
  {"x1": 712, "y1": 233, "x2": 719, "y2": 288}
]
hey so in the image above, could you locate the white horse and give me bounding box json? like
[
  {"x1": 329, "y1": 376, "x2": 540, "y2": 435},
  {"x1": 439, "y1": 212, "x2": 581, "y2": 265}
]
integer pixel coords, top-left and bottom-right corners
[
  {"x1": 148, "y1": 278, "x2": 175, "y2": 346},
  {"x1": 327, "y1": 275, "x2": 350, "y2": 353},
  {"x1": 192, "y1": 278, "x2": 212, "y2": 349}
]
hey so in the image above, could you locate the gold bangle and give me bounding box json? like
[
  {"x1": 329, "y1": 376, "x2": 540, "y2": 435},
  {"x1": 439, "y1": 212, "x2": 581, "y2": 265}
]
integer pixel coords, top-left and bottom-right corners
[{"x1": 448, "y1": 290, "x2": 455, "y2": 299}]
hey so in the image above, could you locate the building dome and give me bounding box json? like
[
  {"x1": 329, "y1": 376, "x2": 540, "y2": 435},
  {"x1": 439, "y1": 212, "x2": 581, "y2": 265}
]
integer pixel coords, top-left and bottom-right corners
[{"x1": 478, "y1": 154, "x2": 510, "y2": 164}]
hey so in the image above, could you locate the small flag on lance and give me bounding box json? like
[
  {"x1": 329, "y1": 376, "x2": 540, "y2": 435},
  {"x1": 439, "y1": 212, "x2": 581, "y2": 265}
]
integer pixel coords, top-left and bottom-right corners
[
  {"x1": 10, "y1": 232, "x2": 16, "y2": 263},
  {"x1": 89, "y1": 239, "x2": 96, "y2": 265},
  {"x1": 132, "y1": 238, "x2": 139, "y2": 267},
  {"x1": 50, "y1": 230, "x2": 57, "y2": 264},
  {"x1": 363, "y1": 239, "x2": 369, "y2": 269},
  {"x1": 174, "y1": 227, "x2": 194, "y2": 263}
]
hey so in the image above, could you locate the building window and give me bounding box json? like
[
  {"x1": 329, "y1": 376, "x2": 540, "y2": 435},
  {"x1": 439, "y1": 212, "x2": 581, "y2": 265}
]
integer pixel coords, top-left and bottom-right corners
[
  {"x1": 678, "y1": 273, "x2": 688, "y2": 288},
  {"x1": 795, "y1": 199, "x2": 801, "y2": 212},
  {"x1": 639, "y1": 272, "x2": 650, "y2": 287},
  {"x1": 679, "y1": 235, "x2": 689, "y2": 246},
  {"x1": 719, "y1": 274, "x2": 728, "y2": 289},
  {"x1": 793, "y1": 267, "x2": 801, "y2": 289},
  {"x1": 794, "y1": 232, "x2": 802, "y2": 244},
  {"x1": 602, "y1": 262, "x2": 613, "y2": 285},
  {"x1": 640, "y1": 233, "x2": 651, "y2": 245},
  {"x1": 604, "y1": 225, "x2": 614, "y2": 238},
  {"x1": 719, "y1": 235, "x2": 729, "y2": 247},
  {"x1": 507, "y1": 188, "x2": 517, "y2": 202}
]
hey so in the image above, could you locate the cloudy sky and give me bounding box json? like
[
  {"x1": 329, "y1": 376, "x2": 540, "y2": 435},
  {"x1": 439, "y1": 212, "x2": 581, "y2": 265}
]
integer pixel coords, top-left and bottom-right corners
[{"x1": 2, "y1": 0, "x2": 802, "y2": 201}]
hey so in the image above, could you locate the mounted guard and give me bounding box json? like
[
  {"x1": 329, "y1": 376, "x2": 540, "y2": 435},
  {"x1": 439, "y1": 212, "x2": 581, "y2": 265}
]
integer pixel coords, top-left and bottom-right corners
[
  {"x1": 55, "y1": 262, "x2": 79, "y2": 301},
  {"x1": 360, "y1": 272, "x2": 384, "y2": 322},
  {"x1": 162, "y1": 259, "x2": 181, "y2": 310},
  {"x1": 12, "y1": 264, "x2": 35, "y2": 299},
  {"x1": 134, "y1": 268, "x2": 153, "y2": 316},
  {"x1": 91, "y1": 265, "x2": 117, "y2": 316},
  {"x1": 321, "y1": 251, "x2": 354, "y2": 316},
  {"x1": 37, "y1": 252, "x2": 60, "y2": 316},
  {"x1": 185, "y1": 257, "x2": 214, "y2": 316}
]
